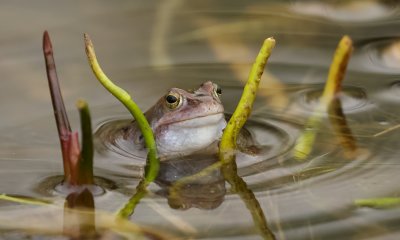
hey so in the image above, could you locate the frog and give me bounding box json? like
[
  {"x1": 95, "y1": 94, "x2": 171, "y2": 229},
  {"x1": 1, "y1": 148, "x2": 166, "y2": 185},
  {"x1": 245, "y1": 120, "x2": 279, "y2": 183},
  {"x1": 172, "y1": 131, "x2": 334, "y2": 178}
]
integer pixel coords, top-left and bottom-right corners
[{"x1": 123, "y1": 81, "x2": 227, "y2": 160}]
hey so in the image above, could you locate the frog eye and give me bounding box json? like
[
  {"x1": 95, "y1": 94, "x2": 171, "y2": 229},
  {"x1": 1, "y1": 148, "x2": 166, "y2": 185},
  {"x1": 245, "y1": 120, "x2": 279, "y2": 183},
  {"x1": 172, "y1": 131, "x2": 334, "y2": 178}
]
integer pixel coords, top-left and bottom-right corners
[{"x1": 165, "y1": 92, "x2": 182, "y2": 109}]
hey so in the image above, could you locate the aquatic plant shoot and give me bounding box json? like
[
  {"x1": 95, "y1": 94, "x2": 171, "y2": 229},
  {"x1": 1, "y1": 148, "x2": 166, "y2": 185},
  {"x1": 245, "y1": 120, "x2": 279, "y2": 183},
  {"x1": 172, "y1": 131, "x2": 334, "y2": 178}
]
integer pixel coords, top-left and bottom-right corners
[
  {"x1": 43, "y1": 31, "x2": 94, "y2": 186},
  {"x1": 219, "y1": 37, "x2": 276, "y2": 164},
  {"x1": 84, "y1": 34, "x2": 159, "y2": 183},
  {"x1": 294, "y1": 36, "x2": 354, "y2": 160}
]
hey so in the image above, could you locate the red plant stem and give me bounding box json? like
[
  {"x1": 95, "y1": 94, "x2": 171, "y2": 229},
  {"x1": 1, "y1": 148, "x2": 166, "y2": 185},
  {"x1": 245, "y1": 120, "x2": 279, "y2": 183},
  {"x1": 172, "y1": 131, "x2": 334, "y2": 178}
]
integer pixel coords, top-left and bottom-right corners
[{"x1": 43, "y1": 31, "x2": 80, "y2": 184}]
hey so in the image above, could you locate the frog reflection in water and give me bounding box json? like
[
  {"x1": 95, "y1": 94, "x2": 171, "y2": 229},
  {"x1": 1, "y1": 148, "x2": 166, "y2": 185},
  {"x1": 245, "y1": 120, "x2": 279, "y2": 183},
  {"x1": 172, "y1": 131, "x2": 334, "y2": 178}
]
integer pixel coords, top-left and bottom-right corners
[{"x1": 125, "y1": 81, "x2": 227, "y2": 160}]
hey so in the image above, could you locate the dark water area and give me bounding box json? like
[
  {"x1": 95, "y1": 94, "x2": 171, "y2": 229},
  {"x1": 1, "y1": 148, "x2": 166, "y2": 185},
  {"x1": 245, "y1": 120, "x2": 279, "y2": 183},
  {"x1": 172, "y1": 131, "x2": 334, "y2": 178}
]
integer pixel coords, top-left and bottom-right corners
[{"x1": 0, "y1": 0, "x2": 400, "y2": 239}]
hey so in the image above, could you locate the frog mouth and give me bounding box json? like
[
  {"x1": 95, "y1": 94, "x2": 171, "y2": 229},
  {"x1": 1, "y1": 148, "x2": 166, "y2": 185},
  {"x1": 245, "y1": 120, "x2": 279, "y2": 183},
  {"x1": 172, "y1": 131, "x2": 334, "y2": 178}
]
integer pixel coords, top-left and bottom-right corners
[
  {"x1": 156, "y1": 113, "x2": 227, "y2": 156},
  {"x1": 159, "y1": 113, "x2": 225, "y2": 127}
]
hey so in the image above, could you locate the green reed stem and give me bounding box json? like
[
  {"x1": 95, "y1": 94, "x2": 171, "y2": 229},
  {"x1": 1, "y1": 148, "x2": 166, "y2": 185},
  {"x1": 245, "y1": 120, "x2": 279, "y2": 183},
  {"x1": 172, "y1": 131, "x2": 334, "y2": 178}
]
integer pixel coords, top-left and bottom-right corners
[
  {"x1": 218, "y1": 38, "x2": 276, "y2": 239},
  {"x1": 43, "y1": 31, "x2": 75, "y2": 183},
  {"x1": 172, "y1": 37, "x2": 275, "y2": 208},
  {"x1": 84, "y1": 34, "x2": 159, "y2": 183},
  {"x1": 169, "y1": 38, "x2": 276, "y2": 239},
  {"x1": 76, "y1": 100, "x2": 94, "y2": 185},
  {"x1": 116, "y1": 180, "x2": 148, "y2": 219},
  {"x1": 219, "y1": 37, "x2": 275, "y2": 164}
]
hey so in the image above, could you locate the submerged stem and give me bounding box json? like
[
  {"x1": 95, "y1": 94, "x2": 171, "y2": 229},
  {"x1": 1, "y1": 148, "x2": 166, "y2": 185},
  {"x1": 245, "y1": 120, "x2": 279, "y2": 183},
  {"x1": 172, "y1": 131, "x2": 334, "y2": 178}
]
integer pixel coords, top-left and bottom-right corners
[{"x1": 116, "y1": 180, "x2": 148, "y2": 219}]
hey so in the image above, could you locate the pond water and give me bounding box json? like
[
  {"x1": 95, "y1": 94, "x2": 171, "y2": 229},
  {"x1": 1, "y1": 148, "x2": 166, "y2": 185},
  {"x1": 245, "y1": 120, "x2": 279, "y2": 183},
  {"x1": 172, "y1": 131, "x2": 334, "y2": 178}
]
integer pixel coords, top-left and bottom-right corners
[{"x1": 0, "y1": 0, "x2": 400, "y2": 239}]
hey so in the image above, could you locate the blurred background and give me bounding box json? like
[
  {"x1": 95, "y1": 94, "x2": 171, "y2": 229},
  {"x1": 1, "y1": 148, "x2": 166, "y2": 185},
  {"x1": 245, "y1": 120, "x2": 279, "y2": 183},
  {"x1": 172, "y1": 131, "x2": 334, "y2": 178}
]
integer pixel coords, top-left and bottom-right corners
[{"x1": 0, "y1": 1, "x2": 400, "y2": 239}]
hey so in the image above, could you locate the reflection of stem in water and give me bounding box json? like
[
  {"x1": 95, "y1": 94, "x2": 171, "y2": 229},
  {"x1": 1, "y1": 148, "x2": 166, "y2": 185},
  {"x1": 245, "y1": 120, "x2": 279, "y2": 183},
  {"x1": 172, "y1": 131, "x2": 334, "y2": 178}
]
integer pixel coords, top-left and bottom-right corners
[
  {"x1": 159, "y1": 157, "x2": 225, "y2": 210},
  {"x1": 169, "y1": 159, "x2": 274, "y2": 238},
  {"x1": 293, "y1": 107, "x2": 324, "y2": 160},
  {"x1": 169, "y1": 160, "x2": 224, "y2": 199},
  {"x1": 355, "y1": 197, "x2": 400, "y2": 208},
  {"x1": 223, "y1": 161, "x2": 276, "y2": 240},
  {"x1": 294, "y1": 36, "x2": 353, "y2": 160},
  {"x1": 328, "y1": 98, "x2": 357, "y2": 157},
  {"x1": 64, "y1": 189, "x2": 96, "y2": 238},
  {"x1": 116, "y1": 179, "x2": 148, "y2": 219}
]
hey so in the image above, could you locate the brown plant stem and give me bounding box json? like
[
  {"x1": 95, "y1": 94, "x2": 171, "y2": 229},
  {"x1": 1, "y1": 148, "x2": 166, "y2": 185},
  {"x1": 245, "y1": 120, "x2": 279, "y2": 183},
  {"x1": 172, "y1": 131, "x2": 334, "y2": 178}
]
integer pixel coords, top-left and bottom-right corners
[{"x1": 43, "y1": 31, "x2": 81, "y2": 185}]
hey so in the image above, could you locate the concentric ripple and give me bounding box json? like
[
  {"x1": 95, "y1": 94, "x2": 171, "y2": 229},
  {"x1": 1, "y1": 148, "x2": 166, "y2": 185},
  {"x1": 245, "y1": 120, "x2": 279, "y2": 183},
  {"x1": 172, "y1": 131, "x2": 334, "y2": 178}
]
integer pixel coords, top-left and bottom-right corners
[
  {"x1": 94, "y1": 115, "x2": 301, "y2": 170},
  {"x1": 94, "y1": 118, "x2": 147, "y2": 162},
  {"x1": 235, "y1": 116, "x2": 301, "y2": 174},
  {"x1": 363, "y1": 38, "x2": 400, "y2": 71},
  {"x1": 93, "y1": 114, "x2": 347, "y2": 194},
  {"x1": 372, "y1": 80, "x2": 400, "y2": 106},
  {"x1": 34, "y1": 175, "x2": 117, "y2": 197},
  {"x1": 387, "y1": 81, "x2": 400, "y2": 101},
  {"x1": 76, "y1": 80, "x2": 398, "y2": 240},
  {"x1": 93, "y1": 112, "x2": 369, "y2": 190},
  {"x1": 290, "y1": 0, "x2": 399, "y2": 22},
  {"x1": 296, "y1": 86, "x2": 371, "y2": 113}
]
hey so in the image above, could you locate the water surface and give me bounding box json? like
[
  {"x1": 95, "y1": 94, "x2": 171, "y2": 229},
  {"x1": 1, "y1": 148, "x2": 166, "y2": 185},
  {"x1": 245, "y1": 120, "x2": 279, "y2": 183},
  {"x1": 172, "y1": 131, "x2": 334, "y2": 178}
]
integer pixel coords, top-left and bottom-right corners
[{"x1": 0, "y1": 1, "x2": 400, "y2": 239}]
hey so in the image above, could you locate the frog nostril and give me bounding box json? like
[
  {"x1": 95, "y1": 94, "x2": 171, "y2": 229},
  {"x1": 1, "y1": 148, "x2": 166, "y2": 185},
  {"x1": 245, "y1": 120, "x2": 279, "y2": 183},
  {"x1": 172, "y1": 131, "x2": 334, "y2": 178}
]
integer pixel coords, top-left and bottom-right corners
[{"x1": 216, "y1": 87, "x2": 222, "y2": 95}]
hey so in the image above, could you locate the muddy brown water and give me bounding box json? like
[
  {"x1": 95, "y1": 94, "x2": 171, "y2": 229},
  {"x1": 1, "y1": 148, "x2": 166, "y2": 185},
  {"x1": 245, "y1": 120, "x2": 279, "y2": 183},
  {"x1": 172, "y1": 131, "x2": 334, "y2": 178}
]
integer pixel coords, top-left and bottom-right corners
[{"x1": 0, "y1": 1, "x2": 400, "y2": 239}]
